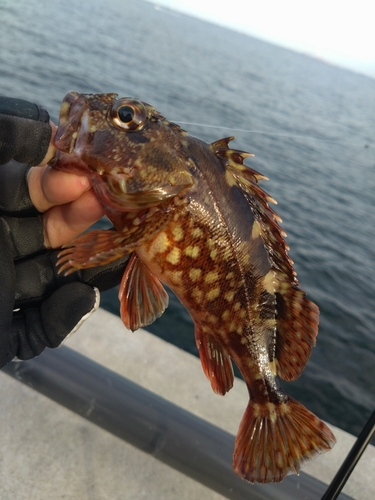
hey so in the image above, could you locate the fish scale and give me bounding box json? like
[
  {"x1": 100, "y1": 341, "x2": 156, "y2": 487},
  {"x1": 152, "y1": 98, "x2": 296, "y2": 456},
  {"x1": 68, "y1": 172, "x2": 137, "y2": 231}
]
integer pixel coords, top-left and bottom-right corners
[{"x1": 52, "y1": 91, "x2": 335, "y2": 484}]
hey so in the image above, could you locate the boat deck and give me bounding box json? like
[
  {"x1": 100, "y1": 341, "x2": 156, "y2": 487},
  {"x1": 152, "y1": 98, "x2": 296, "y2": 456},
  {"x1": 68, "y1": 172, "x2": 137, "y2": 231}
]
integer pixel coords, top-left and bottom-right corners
[{"x1": 1, "y1": 308, "x2": 374, "y2": 499}]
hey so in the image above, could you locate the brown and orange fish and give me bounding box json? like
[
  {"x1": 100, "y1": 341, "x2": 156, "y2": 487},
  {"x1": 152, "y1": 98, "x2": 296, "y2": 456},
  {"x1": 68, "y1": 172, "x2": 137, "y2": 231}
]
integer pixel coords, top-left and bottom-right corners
[{"x1": 51, "y1": 91, "x2": 335, "y2": 483}]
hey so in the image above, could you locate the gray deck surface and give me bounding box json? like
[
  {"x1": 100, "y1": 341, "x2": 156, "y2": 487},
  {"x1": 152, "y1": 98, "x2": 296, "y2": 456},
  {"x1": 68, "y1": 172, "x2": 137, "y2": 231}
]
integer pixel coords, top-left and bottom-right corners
[{"x1": 1, "y1": 307, "x2": 374, "y2": 499}]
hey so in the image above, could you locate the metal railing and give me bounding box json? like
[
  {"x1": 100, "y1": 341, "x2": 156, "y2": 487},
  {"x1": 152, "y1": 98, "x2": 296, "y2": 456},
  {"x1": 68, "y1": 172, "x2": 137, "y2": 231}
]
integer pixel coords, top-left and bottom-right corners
[
  {"x1": 4, "y1": 345, "x2": 370, "y2": 500},
  {"x1": 321, "y1": 408, "x2": 375, "y2": 500}
]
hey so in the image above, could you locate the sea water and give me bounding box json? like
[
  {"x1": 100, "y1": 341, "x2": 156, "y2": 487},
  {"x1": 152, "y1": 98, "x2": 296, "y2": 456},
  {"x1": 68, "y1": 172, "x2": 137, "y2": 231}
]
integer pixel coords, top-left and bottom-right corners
[{"x1": 1, "y1": 0, "x2": 374, "y2": 439}]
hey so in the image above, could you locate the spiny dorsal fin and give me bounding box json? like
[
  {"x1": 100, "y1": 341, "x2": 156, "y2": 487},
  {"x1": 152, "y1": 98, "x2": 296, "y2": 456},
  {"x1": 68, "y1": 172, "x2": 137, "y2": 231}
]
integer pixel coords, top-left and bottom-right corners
[
  {"x1": 210, "y1": 137, "x2": 294, "y2": 280},
  {"x1": 211, "y1": 137, "x2": 319, "y2": 380},
  {"x1": 211, "y1": 137, "x2": 266, "y2": 181}
]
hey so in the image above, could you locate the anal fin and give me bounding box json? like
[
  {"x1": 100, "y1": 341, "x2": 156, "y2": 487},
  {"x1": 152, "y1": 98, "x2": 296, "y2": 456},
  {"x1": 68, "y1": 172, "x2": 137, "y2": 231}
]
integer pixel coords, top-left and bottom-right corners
[
  {"x1": 195, "y1": 325, "x2": 234, "y2": 395},
  {"x1": 119, "y1": 253, "x2": 169, "y2": 331}
]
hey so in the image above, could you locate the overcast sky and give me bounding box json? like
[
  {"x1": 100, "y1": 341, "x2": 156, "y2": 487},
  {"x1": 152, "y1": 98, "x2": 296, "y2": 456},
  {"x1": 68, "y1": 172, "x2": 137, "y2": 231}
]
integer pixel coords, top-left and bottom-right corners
[{"x1": 146, "y1": 0, "x2": 375, "y2": 78}]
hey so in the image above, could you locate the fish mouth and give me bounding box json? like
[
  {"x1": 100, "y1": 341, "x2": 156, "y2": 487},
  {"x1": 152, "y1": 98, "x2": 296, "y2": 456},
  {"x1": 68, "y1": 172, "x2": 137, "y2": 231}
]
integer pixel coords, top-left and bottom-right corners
[
  {"x1": 54, "y1": 91, "x2": 89, "y2": 154},
  {"x1": 51, "y1": 91, "x2": 93, "y2": 176}
]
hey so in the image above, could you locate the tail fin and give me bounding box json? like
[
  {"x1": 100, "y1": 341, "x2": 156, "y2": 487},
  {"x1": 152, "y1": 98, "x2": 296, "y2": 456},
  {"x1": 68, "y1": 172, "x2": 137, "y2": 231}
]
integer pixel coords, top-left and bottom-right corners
[{"x1": 233, "y1": 397, "x2": 336, "y2": 483}]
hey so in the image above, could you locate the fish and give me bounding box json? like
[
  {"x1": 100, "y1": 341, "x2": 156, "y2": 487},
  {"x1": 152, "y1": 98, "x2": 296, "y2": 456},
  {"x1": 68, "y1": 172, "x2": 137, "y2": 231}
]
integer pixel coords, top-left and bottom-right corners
[{"x1": 51, "y1": 91, "x2": 336, "y2": 483}]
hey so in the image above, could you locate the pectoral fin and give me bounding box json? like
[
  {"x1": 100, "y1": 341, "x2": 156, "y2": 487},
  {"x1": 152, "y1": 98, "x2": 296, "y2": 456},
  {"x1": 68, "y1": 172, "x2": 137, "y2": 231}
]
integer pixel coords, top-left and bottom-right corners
[
  {"x1": 57, "y1": 229, "x2": 138, "y2": 275},
  {"x1": 57, "y1": 208, "x2": 172, "y2": 275},
  {"x1": 119, "y1": 253, "x2": 169, "y2": 331}
]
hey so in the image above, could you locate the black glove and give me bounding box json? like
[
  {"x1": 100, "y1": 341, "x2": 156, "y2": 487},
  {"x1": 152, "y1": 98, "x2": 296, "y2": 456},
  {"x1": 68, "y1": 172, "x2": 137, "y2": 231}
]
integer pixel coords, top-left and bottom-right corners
[
  {"x1": 0, "y1": 96, "x2": 52, "y2": 166},
  {"x1": 0, "y1": 99, "x2": 130, "y2": 369}
]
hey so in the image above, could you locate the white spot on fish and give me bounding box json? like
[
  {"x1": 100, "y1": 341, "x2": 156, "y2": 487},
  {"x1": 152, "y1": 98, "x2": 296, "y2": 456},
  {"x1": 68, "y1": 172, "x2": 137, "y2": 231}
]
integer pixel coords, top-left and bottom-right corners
[
  {"x1": 166, "y1": 247, "x2": 181, "y2": 265},
  {"x1": 207, "y1": 287, "x2": 220, "y2": 301},
  {"x1": 191, "y1": 227, "x2": 203, "y2": 238},
  {"x1": 149, "y1": 232, "x2": 170, "y2": 257},
  {"x1": 185, "y1": 245, "x2": 200, "y2": 258},
  {"x1": 189, "y1": 268, "x2": 202, "y2": 281},
  {"x1": 204, "y1": 271, "x2": 219, "y2": 284},
  {"x1": 172, "y1": 225, "x2": 184, "y2": 242}
]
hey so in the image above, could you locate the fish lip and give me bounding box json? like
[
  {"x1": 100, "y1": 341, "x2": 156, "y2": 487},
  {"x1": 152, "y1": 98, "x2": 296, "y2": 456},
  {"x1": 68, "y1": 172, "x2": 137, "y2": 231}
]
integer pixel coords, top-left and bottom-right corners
[{"x1": 54, "y1": 91, "x2": 89, "y2": 154}]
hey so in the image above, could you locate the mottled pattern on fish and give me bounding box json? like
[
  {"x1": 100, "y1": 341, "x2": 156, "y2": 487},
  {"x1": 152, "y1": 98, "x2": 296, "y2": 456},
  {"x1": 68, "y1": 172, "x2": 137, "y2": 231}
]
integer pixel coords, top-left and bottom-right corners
[{"x1": 52, "y1": 92, "x2": 335, "y2": 483}]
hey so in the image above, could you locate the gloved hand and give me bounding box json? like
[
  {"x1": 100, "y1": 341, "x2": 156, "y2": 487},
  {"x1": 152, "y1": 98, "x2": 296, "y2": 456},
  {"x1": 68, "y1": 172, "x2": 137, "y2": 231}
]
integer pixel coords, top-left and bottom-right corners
[{"x1": 0, "y1": 97, "x2": 130, "y2": 369}]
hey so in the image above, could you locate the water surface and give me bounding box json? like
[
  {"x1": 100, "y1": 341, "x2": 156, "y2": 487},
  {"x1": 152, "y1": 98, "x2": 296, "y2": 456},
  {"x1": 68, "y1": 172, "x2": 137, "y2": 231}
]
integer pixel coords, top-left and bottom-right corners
[{"x1": 1, "y1": 0, "x2": 374, "y2": 438}]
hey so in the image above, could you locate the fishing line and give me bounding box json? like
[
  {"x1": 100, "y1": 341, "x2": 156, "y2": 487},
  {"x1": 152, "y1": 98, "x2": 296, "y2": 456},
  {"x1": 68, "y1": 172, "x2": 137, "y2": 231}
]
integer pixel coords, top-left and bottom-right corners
[
  {"x1": 172, "y1": 120, "x2": 368, "y2": 148},
  {"x1": 173, "y1": 121, "x2": 335, "y2": 141},
  {"x1": 173, "y1": 120, "x2": 307, "y2": 137}
]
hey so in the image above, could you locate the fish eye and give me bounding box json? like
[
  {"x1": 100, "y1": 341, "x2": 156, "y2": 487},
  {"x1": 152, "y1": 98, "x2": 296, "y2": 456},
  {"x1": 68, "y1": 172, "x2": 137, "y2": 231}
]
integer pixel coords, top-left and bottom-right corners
[
  {"x1": 118, "y1": 106, "x2": 135, "y2": 123},
  {"x1": 110, "y1": 98, "x2": 148, "y2": 131}
]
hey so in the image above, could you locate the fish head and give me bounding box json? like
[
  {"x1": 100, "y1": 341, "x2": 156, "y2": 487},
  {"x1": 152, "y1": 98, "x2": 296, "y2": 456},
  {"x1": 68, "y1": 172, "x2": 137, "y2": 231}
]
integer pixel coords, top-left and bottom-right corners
[{"x1": 52, "y1": 91, "x2": 194, "y2": 211}]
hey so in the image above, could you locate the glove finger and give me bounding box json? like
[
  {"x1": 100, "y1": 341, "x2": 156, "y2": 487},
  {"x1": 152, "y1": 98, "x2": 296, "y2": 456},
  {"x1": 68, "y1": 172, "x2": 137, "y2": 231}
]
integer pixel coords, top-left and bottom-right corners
[
  {"x1": 0, "y1": 97, "x2": 51, "y2": 166},
  {"x1": 2, "y1": 214, "x2": 44, "y2": 259},
  {"x1": 14, "y1": 250, "x2": 60, "y2": 308},
  {"x1": 10, "y1": 282, "x2": 100, "y2": 363},
  {"x1": 0, "y1": 97, "x2": 49, "y2": 122},
  {"x1": 0, "y1": 162, "x2": 39, "y2": 216},
  {"x1": 41, "y1": 282, "x2": 100, "y2": 344},
  {"x1": 14, "y1": 250, "x2": 130, "y2": 309}
]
